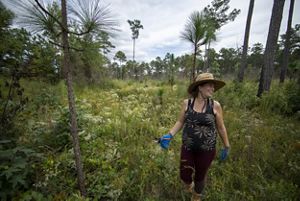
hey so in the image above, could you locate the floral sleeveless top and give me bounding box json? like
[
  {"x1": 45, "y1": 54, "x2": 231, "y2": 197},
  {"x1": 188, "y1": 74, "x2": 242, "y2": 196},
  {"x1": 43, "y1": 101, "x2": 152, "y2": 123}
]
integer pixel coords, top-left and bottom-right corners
[{"x1": 182, "y1": 98, "x2": 217, "y2": 151}]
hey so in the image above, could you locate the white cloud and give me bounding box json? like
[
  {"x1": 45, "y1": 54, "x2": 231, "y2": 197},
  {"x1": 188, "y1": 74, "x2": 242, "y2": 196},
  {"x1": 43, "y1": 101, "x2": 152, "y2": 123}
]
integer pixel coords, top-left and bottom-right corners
[{"x1": 104, "y1": 0, "x2": 300, "y2": 62}]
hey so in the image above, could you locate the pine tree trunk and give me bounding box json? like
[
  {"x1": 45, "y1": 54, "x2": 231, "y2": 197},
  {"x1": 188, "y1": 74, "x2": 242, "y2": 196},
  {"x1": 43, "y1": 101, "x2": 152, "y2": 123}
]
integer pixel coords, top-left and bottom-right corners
[
  {"x1": 191, "y1": 45, "x2": 197, "y2": 82},
  {"x1": 238, "y1": 0, "x2": 255, "y2": 82},
  {"x1": 204, "y1": 43, "x2": 208, "y2": 72},
  {"x1": 280, "y1": 0, "x2": 294, "y2": 83},
  {"x1": 61, "y1": 0, "x2": 87, "y2": 196},
  {"x1": 133, "y1": 39, "x2": 135, "y2": 61},
  {"x1": 207, "y1": 41, "x2": 211, "y2": 72},
  {"x1": 257, "y1": 0, "x2": 285, "y2": 97}
]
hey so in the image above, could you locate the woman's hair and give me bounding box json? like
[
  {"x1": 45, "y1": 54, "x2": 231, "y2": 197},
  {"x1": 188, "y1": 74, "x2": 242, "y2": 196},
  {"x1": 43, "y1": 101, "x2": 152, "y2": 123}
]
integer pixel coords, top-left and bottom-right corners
[
  {"x1": 190, "y1": 87, "x2": 199, "y2": 98},
  {"x1": 189, "y1": 82, "x2": 208, "y2": 98}
]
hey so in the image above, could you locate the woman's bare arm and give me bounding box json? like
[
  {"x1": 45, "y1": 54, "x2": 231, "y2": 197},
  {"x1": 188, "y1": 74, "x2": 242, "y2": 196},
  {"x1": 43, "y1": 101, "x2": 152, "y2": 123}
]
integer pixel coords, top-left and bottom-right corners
[
  {"x1": 168, "y1": 99, "x2": 188, "y2": 136},
  {"x1": 214, "y1": 100, "x2": 230, "y2": 148}
]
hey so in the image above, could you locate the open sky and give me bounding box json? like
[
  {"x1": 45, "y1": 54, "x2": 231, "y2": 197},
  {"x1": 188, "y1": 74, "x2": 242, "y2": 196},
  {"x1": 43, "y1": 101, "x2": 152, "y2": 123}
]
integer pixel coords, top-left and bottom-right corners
[{"x1": 104, "y1": 0, "x2": 300, "y2": 62}]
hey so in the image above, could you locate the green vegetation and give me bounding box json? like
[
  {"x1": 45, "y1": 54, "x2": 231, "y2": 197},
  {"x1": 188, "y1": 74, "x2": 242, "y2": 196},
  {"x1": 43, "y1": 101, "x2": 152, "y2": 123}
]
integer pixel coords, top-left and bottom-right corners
[
  {"x1": 1, "y1": 0, "x2": 299, "y2": 200},
  {"x1": 1, "y1": 78, "x2": 299, "y2": 200}
]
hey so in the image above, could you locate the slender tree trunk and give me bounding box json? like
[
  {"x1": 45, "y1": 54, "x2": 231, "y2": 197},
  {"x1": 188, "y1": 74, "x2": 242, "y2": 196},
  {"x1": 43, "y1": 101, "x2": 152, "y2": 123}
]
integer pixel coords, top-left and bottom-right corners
[
  {"x1": 61, "y1": 0, "x2": 87, "y2": 196},
  {"x1": 134, "y1": 63, "x2": 138, "y2": 79},
  {"x1": 238, "y1": 0, "x2": 255, "y2": 82},
  {"x1": 280, "y1": 0, "x2": 294, "y2": 83},
  {"x1": 133, "y1": 39, "x2": 135, "y2": 61},
  {"x1": 207, "y1": 41, "x2": 212, "y2": 72},
  {"x1": 257, "y1": 0, "x2": 285, "y2": 97},
  {"x1": 191, "y1": 45, "x2": 197, "y2": 82},
  {"x1": 121, "y1": 66, "x2": 125, "y2": 80},
  {"x1": 204, "y1": 43, "x2": 208, "y2": 72},
  {"x1": 83, "y1": 61, "x2": 92, "y2": 83},
  {"x1": 132, "y1": 39, "x2": 137, "y2": 79},
  {"x1": 119, "y1": 61, "x2": 123, "y2": 79}
]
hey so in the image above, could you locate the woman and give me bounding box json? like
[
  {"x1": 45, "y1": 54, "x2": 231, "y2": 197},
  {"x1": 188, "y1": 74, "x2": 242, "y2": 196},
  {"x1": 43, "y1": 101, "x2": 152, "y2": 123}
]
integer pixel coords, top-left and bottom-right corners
[{"x1": 159, "y1": 73, "x2": 230, "y2": 201}]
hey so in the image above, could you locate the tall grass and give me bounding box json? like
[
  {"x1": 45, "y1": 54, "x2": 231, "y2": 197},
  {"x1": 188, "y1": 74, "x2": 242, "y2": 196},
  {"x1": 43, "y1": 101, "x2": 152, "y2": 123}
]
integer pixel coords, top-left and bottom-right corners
[{"x1": 5, "y1": 79, "x2": 300, "y2": 200}]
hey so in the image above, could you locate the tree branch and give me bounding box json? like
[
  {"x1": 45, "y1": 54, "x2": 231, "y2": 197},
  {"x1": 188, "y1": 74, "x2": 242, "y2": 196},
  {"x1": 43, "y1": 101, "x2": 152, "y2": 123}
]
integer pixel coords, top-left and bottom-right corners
[
  {"x1": 69, "y1": 30, "x2": 92, "y2": 36},
  {"x1": 34, "y1": 0, "x2": 66, "y2": 31},
  {"x1": 48, "y1": 40, "x2": 84, "y2": 51},
  {"x1": 34, "y1": 0, "x2": 96, "y2": 37}
]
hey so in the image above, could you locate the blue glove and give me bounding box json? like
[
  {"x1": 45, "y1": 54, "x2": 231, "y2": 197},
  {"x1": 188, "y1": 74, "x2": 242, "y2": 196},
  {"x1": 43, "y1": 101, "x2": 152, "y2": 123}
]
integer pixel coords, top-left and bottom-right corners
[
  {"x1": 220, "y1": 147, "x2": 230, "y2": 161},
  {"x1": 159, "y1": 133, "x2": 173, "y2": 149}
]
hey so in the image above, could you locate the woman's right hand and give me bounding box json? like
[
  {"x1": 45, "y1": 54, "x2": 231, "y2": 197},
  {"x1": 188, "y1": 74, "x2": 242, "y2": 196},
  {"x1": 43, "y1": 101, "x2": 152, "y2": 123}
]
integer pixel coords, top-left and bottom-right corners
[{"x1": 159, "y1": 133, "x2": 173, "y2": 149}]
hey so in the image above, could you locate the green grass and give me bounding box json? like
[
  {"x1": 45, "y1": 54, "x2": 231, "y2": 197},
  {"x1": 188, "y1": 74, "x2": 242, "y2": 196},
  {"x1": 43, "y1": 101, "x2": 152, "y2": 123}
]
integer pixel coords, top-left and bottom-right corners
[{"x1": 3, "y1": 79, "x2": 300, "y2": 200}]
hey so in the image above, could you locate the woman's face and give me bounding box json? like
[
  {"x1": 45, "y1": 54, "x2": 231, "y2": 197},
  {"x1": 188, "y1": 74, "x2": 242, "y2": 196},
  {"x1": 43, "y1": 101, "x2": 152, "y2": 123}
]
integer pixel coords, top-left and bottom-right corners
[{"x1": 198, "y1": 82, "x2": 215, "y2": 98}]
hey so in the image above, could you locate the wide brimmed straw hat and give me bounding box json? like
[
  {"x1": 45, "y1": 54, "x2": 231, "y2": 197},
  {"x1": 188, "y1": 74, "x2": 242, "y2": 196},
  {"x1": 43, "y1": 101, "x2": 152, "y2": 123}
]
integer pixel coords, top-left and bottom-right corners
[{"x1": 188, "y1": 73, "x2": 226, "y2": 94}]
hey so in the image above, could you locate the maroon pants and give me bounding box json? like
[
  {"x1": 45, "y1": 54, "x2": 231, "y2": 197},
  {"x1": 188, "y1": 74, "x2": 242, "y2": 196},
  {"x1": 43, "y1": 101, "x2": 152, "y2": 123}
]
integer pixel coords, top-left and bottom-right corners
[{"x1": 180, "y1": 145, "x2": 216, "y2": 193}]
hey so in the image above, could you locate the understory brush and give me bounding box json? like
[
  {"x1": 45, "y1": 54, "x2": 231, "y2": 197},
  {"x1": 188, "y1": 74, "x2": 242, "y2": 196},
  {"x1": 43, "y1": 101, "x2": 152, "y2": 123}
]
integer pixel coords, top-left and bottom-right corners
[{"x1": 2, "y1": 79, "x2": 299, "y2": 200}]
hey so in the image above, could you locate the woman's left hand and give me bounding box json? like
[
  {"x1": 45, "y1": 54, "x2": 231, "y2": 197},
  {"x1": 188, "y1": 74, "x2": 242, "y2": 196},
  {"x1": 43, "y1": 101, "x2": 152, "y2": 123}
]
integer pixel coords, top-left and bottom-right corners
[{"x1": 220, "y1": 147, "x2": 230, "y2": 161}]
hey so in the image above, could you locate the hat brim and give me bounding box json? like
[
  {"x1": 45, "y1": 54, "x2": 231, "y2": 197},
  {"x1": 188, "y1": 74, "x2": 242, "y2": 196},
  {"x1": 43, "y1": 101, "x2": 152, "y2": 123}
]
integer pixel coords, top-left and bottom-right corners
[{"x1": 188, "y1": 79, "x2": 226, "y2": 94}]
